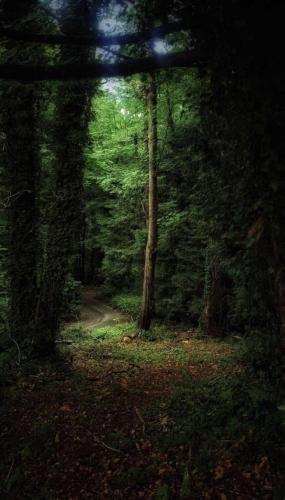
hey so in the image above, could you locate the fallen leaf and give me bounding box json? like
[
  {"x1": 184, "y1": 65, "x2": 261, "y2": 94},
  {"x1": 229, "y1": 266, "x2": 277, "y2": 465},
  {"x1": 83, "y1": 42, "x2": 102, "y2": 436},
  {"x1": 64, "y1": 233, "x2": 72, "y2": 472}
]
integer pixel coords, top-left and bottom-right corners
[
  {"x1": 60, "y1": 404, "x2": 73, "y2": 412},
  {"x1": 214, "y1": 466, "x2": 225, "y2": 480}
]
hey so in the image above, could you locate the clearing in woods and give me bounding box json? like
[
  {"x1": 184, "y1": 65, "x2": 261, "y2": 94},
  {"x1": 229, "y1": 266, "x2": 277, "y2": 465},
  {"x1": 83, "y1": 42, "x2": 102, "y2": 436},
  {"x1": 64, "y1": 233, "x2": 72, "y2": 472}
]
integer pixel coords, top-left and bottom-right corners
[{"x1": 0, "y1": 289, "x2": 283, "y2": 499}]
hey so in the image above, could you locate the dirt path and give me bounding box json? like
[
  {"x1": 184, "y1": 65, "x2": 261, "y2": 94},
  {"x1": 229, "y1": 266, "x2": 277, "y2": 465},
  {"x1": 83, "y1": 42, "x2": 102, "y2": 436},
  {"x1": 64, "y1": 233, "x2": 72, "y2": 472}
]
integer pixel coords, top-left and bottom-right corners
[{"x1": 66, "y1": 288, "x2": 127, "y2": 330}]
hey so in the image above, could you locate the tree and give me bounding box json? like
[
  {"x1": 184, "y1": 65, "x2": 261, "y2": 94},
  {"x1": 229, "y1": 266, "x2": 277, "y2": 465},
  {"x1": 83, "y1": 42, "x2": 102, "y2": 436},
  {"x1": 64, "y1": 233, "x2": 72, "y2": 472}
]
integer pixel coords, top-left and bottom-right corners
[
  {"x1": 85, "y1": 84, "x2": 146, "y2": 293},
  {"x1": 36, "y1": 0, "x2": 95, "y2": 354},
  {"x1": 139, "y1": 72, "x2": 158, "y2": 330},
  {"x1": 187, "y1": 0, "x2": 285, "y2": 347},
  {"x1": 0, "y1": 0, "x2": 42, "y2": 349}
]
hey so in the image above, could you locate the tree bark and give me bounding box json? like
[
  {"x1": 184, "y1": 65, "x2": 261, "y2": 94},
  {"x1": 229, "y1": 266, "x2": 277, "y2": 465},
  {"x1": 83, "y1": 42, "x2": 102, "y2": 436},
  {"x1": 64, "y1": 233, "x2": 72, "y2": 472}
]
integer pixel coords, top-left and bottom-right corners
[
  {"x1": 200, "y1": 241, "x2": 227, "y2": 337},
  {"x1": 80, "y1": 221, "x2": 87, "y2": 284},
  {"x1": 36, "y1": 0, "x2": 94, "y2": 354},
  {"x1": 0, "y1": 1, "x2": 40, "y2": 346},
  {"x1": 139, "y1": 72, "x2": 158, "y2": 330},
  {"x1": 1, "y1": 84, "x2": 39, "y2": 343},
  {"x1": 200, "y1": 254, "x2": 224, "y2": 336}
]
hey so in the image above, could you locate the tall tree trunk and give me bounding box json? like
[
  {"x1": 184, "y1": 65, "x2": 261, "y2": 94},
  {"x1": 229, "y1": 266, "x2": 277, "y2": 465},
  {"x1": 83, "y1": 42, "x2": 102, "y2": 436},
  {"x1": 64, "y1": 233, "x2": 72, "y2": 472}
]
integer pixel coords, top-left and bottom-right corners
[
  {"x1": 139, "y1": 72, "x2": 158, "y2": 330},
  {"x1": 200, "y1": 252, "x2": 224, "y2": 336},
  {"x1": 80, "y1": 220, "x2": 87, "y2": 284},
  {"x1": 0, "y1": 0, "x2": 40, "y2": 347},
  {"x1": 36, "y1": 0, "x2": 94, "y2": 354}
]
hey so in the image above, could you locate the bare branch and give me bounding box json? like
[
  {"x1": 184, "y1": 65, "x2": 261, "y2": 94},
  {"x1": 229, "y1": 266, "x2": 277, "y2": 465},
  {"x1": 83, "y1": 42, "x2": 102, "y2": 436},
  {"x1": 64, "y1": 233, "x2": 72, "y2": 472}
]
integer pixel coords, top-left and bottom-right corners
[
  {"x1": 100, "y1": 46, "x2": 135, "y2": 61},
  {"x1": 0, "y1": 50, "x2": 203, "y2": 81},
  {"x1": 0, "y1": 20, "x2": 189, "y2": 48},
  {"x1": 0, "y1": 190, "x2": 32, "y2": 209}
]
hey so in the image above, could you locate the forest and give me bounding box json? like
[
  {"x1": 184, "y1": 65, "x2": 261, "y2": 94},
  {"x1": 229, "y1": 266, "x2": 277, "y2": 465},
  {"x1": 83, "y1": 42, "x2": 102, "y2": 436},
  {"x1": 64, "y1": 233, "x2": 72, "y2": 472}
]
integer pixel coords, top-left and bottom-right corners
[{"x1": 0, "y1": 0, "x2": 284, "y2": 498}]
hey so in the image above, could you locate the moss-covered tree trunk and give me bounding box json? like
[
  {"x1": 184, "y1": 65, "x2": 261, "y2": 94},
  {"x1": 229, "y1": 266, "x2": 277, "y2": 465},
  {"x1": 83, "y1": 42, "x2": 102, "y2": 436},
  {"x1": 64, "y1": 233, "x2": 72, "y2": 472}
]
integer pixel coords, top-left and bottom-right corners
[
  {"x1": 36, "y1": 0, "x2": 94, "y2": 354},
  {"x1": 139, "y1": 73, "x2": 158, "y2": 330},
  {"x1": 0, "y1": 0, "x2": 40, "y2": 347}
]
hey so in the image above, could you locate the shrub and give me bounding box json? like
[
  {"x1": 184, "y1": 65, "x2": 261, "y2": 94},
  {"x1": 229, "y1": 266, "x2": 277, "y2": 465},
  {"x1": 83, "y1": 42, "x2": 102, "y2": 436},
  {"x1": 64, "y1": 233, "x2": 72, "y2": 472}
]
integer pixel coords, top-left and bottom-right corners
[
  {"x1": 111, "y1": 294, "x2": 141, "y2": 320},
  {"x1": 61, "y1": 274, "x2": 81, "y2": 321},
  {"x1": 244, "y1": 329, "x2": 284, "y2": 381},
  {"x1": 159, "y1": 374, "x2": 282, "y2": 470}
]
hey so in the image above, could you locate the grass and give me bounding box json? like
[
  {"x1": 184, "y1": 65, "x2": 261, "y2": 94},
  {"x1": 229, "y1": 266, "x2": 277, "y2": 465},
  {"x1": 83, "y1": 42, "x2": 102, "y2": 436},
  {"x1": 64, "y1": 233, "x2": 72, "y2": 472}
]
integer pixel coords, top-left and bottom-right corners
[
  {"x1": 63, "y1": 322, "x2": 136, "y2": 343},
  {"x1": 63, "y1": 321, "x2": 239, "y2": 367}
]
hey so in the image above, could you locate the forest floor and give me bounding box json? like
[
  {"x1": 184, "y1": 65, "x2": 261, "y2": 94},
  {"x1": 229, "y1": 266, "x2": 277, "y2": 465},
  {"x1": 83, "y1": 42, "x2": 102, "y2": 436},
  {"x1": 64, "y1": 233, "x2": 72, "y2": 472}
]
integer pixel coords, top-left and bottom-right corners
[{"x1": 0, "y1": 290, "x2": 284, "y2": 499}]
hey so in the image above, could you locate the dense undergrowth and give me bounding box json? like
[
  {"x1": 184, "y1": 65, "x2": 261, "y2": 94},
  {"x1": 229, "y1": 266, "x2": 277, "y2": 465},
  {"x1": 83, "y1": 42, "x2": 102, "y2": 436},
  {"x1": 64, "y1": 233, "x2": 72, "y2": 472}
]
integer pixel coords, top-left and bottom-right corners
[{"x1": 111, "y1": 294, "x2": 142, "y2": 321}]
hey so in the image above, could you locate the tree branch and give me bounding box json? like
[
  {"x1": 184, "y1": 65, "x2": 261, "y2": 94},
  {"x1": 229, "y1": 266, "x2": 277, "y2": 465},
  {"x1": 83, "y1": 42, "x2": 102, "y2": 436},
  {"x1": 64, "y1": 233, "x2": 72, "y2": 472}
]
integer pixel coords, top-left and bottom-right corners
[
  {"x1": 0, "y1": 20, "x2": 189, "y2": 48},
  {"x1": 0, "y1": 50, "x2": 203, "y2": 81}
]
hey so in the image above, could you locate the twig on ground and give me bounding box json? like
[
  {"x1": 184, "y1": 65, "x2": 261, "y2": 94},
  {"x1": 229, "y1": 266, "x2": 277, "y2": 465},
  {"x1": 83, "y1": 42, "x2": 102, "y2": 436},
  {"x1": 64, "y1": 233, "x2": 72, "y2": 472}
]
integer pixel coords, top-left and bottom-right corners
[
  {"x1": 5, "y1": 458, "x2": 15, "y2": 484},
  {"x1": 94, "y1": 438, "x2": 122, "y2": 454},
  {"x1": 135, "y1": 441, "x2": 142, "y2": 453},
  {"x1": 134, "y1": 406, "x2": 146, "y2": 434}
]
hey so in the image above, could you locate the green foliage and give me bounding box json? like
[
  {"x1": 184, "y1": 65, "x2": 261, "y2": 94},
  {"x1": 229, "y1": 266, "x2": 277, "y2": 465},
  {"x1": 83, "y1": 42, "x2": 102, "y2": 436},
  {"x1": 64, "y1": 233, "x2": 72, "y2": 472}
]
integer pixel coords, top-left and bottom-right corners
[
  {"x1": 140, "y1": 324, "x2": 176, "y2": 341},
  {"x1": 243, "y1": 330, "x2": 284, "y2": 381},
  {"x1": 61, "y1": 275, "x2": 81, "y2": 321},
  {"x1": 64, "y1": 322, "x2": 137, "y2": 344},
  {"x1": 78, "y1": 327, "x2": 238, "y2": 366},
  {"x1": 0, "y1": 0, "x2": 283, "y2": 374},
  {"x1": 154, "y1": 483, "x2": 169, "y2": 500},
  {"x1": 180, "y1": 467, "x2": 191, "y2": 498},
  {"x1": 84, "y1": 86, "x2": 146, "y2": 291},
  {"x1": 91, "y1": 322, "x2": 136, "y2": 342},
  {"x1": 157, "y1": 374, "x2": 282, "y2": 470},
  {"x1": 62, "y1": 325, "x2": 85, "y2": 342},
  {"x1": 111, "y1": 294, "x2": 141, "y2": 319},
  {"x1": 85, "y1": 71, "x2": 208, "y2": 325},
  {"x1": 0, "y1": 3, "x2": 284, "y2": 498}
]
